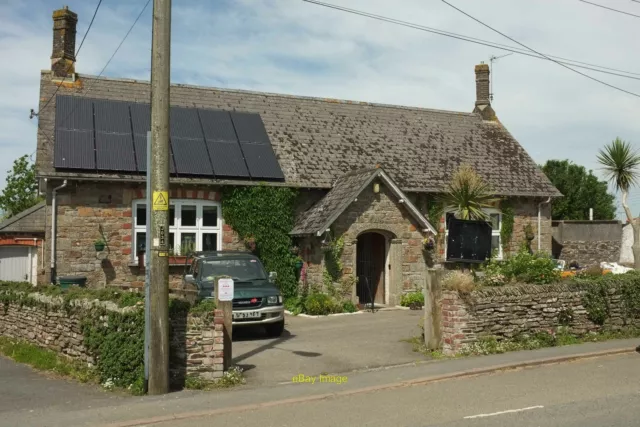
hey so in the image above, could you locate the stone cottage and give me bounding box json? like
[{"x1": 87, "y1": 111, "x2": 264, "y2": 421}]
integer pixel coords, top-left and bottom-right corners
[{"x1": 32, "y1": 7, "x2": 560, "y2": 306}]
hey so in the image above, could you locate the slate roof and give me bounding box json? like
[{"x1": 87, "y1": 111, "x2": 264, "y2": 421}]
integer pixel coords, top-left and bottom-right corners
[
  {"x1": 0, "y1": 202, "x2": 46, "y2": 234},
  {"x1": 291, "y1": 167, "x2": 436, "y2": 236},
  {"x1": 36, "y1": 71, "x2": 560, "y2": 197}
]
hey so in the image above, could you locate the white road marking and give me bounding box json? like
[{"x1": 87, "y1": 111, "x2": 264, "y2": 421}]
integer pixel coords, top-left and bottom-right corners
[{"x1": 464, "y1": 405, "x2": 544, "y2": 419}]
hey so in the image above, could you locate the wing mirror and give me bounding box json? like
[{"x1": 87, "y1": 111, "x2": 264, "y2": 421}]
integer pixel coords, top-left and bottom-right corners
[
  {"x1": 269, "y1": 271, "x2": 277, "y2": 282},
  {"x1": 184, "y1": 274, "x2": 195, "y2": 284}
]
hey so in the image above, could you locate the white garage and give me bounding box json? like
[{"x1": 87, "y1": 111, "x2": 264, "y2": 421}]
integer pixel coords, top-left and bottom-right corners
[
  {"x1": 0, "y1": 202, "x2": 46, "y2": 285},
  {"x1": 0, "y1": 246, "x2": 32, "y2": 282}
]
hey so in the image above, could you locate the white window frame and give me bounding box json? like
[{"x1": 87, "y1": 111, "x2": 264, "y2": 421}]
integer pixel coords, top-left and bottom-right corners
[
  {"x1": 132, "y1": 199, "x2": 222, "y2": 259},
  {"x1": 444, "y1": 208, "x2": 503, "y2": 260}
]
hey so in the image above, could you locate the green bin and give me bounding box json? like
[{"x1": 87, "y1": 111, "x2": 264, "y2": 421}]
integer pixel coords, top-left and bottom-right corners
[{"x1": 58, "y1": 276, "x2": 87, "y2": 289}]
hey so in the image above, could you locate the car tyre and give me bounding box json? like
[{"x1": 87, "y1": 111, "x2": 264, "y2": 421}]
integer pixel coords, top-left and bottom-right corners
[{"x1": 264, "y1": 319, "x2": 285, "y2": 337}]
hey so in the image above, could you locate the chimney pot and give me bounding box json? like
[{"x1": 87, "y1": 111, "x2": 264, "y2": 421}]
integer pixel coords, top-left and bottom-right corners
[
  {"x1": 51, "y1": 7, "x2": 78, "y2": 79},
  {"x1": 473, "y1": 63, "x2": 496, "y2": 121}
]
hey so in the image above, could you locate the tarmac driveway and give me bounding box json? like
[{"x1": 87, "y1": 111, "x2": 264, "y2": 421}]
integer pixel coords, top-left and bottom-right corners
[{"x1": 232, "y1": 309, "x2": 424, "y2": 386}]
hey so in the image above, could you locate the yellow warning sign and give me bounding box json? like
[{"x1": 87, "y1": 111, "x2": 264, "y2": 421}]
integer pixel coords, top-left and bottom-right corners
[{"x1": 152, "y1": 191, "x2": 169, "y2": 211}]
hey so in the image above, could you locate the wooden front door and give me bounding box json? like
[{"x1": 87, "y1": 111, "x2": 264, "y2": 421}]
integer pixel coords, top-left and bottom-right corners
[{"x1": 356, "y1": 233, "x2": 386, "y2": 305}]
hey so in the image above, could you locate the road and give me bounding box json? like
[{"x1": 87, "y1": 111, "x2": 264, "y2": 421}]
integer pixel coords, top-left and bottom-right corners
[{"x1": 157, "y1": 352, "x2": 640, "y2": 427}]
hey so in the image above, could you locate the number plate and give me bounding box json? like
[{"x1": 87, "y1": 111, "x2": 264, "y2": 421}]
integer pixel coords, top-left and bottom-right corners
[{"x1": 233, "y1": 311, "x2": 261, "y2": 319}]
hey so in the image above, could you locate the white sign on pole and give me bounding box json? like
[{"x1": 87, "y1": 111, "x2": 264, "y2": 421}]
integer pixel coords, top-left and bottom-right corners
[{"x1": 218, "y1": 278, "x2": 234, "y2": 301}]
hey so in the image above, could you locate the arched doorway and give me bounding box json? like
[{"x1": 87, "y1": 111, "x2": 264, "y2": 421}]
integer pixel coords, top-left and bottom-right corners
[{"x1": 356, "y1": 232, "x2": 387, "y2": 305}]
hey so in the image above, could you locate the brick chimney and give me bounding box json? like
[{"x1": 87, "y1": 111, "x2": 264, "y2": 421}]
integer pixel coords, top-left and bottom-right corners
[
  {"x1": 51, "y1": 6, "x2": 77, "y2": 79},
  {"x1": 473, "y1": 63, "x2": 496, "y2": 121}
]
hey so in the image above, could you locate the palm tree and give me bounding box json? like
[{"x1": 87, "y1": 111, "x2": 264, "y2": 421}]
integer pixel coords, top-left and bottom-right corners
[
  {"x1": 440, "y1": 164, "x2": 500, "y2": 221},
  {"x1": 597, "y1": 138, "x2": 640, "y2": 269}
]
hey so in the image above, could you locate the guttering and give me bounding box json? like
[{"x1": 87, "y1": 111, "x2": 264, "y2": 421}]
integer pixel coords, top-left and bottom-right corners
[
  {"x1": 538, "y1": 197, "x2": 552, "y2": 251},
  {"x1": 50, "y1": 180, "x2": 68, "y2": 284}
]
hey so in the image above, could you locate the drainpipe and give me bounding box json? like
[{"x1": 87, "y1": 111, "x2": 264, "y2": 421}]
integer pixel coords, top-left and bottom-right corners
[
  {"x1": 50, "y1": 180, "x2": 68, "y2": 284},
  {"x1": 538, "y1": 197, "x2": 552, "y2": 252}
]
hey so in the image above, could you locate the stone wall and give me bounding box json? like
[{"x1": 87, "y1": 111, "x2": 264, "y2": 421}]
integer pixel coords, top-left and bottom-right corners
[
  {"x1": 552, "y1": 220, "x2": 622, "y2": 267},
  {"x1": 440, "y1": 283, "x2": 634, "y2": 355},
  {"x1": 43, "y1": 182, "x2": 234, "y2": 288},
  {"x1": 0, "y1": 293, "x2": 224, "y2": 382}
]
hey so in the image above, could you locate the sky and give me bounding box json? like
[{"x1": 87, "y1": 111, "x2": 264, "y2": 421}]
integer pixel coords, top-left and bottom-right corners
[{"x1": 0, "y1": 0, "x2": 639, "y2": 218}]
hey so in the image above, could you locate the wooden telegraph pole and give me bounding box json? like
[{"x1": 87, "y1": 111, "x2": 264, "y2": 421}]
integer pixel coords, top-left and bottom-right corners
[{"x1": 148, "y1": 0, "x2": 171, "y2": 395}]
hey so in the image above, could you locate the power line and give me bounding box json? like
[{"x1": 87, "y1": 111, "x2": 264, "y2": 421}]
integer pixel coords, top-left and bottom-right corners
[
  {"x1": 301, "y1": 0, "x2": 640, "y2": 81},
  {"x1": 578, "y1": 0, "x2": 640, "y2": 18},
  {"x1": 38, "y1": 0, "x2": 104, "y2": 116},
  {"x1": 440, "y1": 0, "x2": 640, "y2": 98},
  {"x1": 56, "y1": 0, "x2": 152, "y2": 129}
]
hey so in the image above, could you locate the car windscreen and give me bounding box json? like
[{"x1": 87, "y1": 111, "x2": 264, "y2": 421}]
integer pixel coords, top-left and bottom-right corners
[{"x1": 200, "y1": 258, "x2": 267, "y2": 283}]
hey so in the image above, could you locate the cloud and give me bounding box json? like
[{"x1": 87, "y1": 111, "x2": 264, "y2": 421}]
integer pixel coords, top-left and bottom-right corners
[{"x1": 0, "y1": 0, "x2": 639, "y2": 216}]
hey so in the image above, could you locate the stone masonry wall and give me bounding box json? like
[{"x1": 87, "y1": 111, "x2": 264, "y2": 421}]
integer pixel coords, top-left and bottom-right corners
[
  {"x1": 559, "y1": 241, "x2": 621, "y2": 268},
  {"x1": 440, "y1": 283, "x2": 633, "y2": 355},
  {"x1": 0, "y1": 293, "x2": 224, "y2": 381},
  {"x1": 43, "y1": 182, "x2": 236, "y2": 288},
  {"x1": 299, "y1": 179, "x2": 427, "y2": 305}
]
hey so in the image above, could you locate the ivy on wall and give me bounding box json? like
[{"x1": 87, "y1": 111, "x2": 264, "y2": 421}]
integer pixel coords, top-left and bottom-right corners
[
  {"x1": 500, "y1": 200, "x2": 514, "y2": 254},
  {"x1": 221, "y1": 185, "x2": 299, "y2": 299},
  {"x1": 1, "y1": 282, "x2": 214, "y2": 395},
  {"x1": 323, "y1": 233, "x2": 344, "y2": 288}
]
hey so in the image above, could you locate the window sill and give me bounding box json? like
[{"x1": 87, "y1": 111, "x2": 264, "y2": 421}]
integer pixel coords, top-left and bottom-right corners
[{"x1": 128, "y1": 261, "x2": 192, "y2": 268}]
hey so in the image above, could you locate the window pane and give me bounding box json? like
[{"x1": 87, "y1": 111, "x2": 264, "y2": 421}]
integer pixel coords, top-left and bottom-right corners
[
  {"x1": 169, "y1": 205, "x2": 175, "y2": 226},
  {"x1": 136, "y1": 232, "x2": 146, "y2": 252},
  {"x1": 491, "y1": 235, "x2": 500, "y2": 252},
  {"x1": 182, "y1": 205, "x2": 196, "y2": 226},
  {"x1": 490, "y1": 214, "x2": 500, "y2": 230},
  {"x1": 202, "y1": 233, "x2": 217, "y2": 251},
  {"x1": 169, "y1": 233, "x2": 175, "y2": 253},
  {"x1": 181, "y1": 233, "x2": 196, "y2": 255},
  {"x1": 203, "y1": 206, "x2": 218, "y2": 227},
  {"x1": 136, "y1": 204, "x2": 146, "y2": 226}
]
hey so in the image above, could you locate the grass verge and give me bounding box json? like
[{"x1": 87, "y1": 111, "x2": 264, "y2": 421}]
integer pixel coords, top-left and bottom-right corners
[
  {"x1": 0, "y1": 336, "x2": 97, "y2": 383},
  {"x1": 184, "y1": 366, "x2": 246, "y2": 391}
]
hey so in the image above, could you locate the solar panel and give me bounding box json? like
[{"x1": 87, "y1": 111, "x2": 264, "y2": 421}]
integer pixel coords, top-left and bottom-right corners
[
  {"x1": 230, "y1": 112, "x2": 270, "y2": 143},
  {"x1": 171, "y1": 138, "x2": 213, "y2": 176},
  {"x1": 94, "y1": 100, "x2": 131, "y2": 134},
  {"x1": 95, "y1": 133, "x2": 137, "y2": 171},
  {"x1": 54, "y1": 129, "x2": 95, "y2": 169},
  {"x1": 133, "y1": 134, "x2": 147, "y2": 172},
  {"x1": 240, "y1": 142, "x2": 285, "y2": 180},
  {"x1": 170, "y1": 107, "x2": 203, "y2": 139},
  {"x1": 53, "y1": 96, "x2": 284, "y2": 180},
  {"x1": 199, "y1": 109, "x2": 237, "y2": 142},
  {"x1": 55, "y1": 95, "x2": 93, "y2": 131},
  {"x1": 206, "y1": 140, "x2": 250, "y2": 178},
  {"x1": 129, "y1": 103, "x2": 151, "y2": 135}
]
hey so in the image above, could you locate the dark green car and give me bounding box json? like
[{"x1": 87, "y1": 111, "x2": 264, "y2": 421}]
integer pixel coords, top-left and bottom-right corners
[{"x1": 183, "y1": 251, "x2": 285, "y2": 337}]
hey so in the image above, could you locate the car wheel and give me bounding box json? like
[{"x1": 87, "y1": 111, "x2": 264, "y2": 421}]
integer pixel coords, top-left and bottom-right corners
[{"x1": 264, "y1": 319, "x2": 284, "y2": 337}]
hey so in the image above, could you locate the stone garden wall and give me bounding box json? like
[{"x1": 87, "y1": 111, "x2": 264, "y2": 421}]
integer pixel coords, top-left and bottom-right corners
[
  {"x1": 440, "y1": 283, "x2": 634, "y2": 355},
  {"x1": 0, "y1": 293, "x2": 224, "y2": 382}
]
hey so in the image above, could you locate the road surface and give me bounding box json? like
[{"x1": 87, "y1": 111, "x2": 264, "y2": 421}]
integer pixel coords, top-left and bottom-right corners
[{"x1": 160, "y1": 352, "x2": 640, "y2": 427}]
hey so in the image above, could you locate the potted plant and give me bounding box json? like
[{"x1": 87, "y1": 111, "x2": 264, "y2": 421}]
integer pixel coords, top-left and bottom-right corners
[
  {"x1": 422, "y1": 236, "x2": 435, "y2": 252},
  {"x1": 294, "y1": 256, "x2": 304, "y2": 274},
  {"x1": 245, "y1": 235, "x2": 257, "y2": 252},
  {"x1": 290, "y1": 245, "x2": 300, "y2": 256},
  {"x1": 94, "y1": 238, "x2": 106, "y2": 252},
  {"x1": 524, "y1": 223, "x2": 535, "y2": 241}
]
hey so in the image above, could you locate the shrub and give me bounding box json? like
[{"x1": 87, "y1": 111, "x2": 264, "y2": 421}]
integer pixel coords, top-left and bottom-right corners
[
  {"x1": 576, "y1": 266, "x2": 604, "y2": 278},
  {"x1": 342, "y1": 300, "x2": 357, "y2": 313},
  {"x1": 480, "y1": 248, "x2": 560, "y2": 286},
  {"x1": 442, "y1": 271, "x2": 477, "y2": 294},
  {"x1": 304, "y1": 293, "x2": 334, "y2": 315},
  {"x1": 284, "y1": 296, "x2": 304, "y2": 315},
  {"x1": 400, "y1": 291, "x2": 424, "y2": 307}
]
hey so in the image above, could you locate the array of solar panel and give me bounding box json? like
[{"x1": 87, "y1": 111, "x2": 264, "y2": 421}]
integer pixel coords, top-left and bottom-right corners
[{"x1": 53, "y1": 95, "x2": 284, "y2": 180}]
